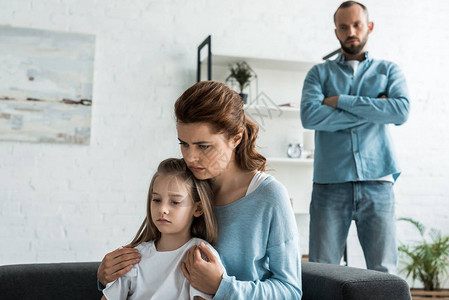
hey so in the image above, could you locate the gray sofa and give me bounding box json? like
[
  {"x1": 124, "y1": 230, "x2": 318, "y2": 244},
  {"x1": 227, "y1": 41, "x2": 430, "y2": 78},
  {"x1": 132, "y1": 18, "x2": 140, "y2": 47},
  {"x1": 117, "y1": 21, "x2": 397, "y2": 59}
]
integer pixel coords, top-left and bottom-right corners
[{"x1": 0, "y1": 261, "x2": 411, "y2": 299}]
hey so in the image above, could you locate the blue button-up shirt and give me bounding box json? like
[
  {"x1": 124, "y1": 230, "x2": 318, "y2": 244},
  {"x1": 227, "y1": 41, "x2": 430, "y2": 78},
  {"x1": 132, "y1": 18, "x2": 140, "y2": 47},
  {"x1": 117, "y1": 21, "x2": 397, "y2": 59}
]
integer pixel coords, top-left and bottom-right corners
[{"x1": 300, "y1": 52, "x2": 410, "y2": 184}]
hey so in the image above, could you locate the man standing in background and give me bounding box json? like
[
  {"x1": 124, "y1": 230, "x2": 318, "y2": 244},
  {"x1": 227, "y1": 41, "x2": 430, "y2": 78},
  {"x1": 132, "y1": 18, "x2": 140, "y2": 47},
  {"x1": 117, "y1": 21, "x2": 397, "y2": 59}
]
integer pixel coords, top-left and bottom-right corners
[{"x1": 300, "y1": 1, "x2": 410, "y2": 273}]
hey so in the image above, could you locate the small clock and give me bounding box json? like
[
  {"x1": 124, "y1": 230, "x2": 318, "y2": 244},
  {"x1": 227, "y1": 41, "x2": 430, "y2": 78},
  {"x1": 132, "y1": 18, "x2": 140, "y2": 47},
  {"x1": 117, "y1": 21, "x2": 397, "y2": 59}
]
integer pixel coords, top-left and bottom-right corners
[{"x1": 287, "y1": 143, "x2": 302, "y2": 158}]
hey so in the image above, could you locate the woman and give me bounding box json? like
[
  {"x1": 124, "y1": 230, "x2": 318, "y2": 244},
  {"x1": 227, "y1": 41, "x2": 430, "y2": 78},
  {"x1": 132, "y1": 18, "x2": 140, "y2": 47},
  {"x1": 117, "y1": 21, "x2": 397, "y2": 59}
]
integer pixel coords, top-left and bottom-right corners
[{"x1": 98, "y1": 81, "x2": 302, "y2": 299}]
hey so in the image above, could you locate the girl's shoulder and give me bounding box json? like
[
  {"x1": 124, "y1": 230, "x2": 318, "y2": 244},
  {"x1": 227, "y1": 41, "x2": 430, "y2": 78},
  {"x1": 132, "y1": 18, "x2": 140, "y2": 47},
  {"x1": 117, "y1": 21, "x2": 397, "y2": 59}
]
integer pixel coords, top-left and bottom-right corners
[
  {"x1": 188, "y1": 238, "x2": 224, "y2": 272},
  {"x1": 188, "y1": 237, "x2": 213, "y2": 249},
  {"x1": 188, "y1": 238, "x2": 220, "y2": 259},
  {"x1": 118, "y1": 242, "x2": 155, "y2": 279},
  {"x1": 134, "y1": 241, "x2": 156, "y2": 256}
]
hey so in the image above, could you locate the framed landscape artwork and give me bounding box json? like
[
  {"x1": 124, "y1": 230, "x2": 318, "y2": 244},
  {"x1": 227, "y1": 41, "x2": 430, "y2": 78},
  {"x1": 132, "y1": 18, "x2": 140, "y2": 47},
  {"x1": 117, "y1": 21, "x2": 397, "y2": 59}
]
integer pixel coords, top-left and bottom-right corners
[{"x1": 0, "y1": 26, "x2": 95, "y2": 145}]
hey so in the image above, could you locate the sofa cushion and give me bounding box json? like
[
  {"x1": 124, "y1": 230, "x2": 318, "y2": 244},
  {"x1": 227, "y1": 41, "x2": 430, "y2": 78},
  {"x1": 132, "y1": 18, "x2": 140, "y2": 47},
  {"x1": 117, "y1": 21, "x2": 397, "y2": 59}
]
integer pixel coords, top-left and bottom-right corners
[{"x1": 0, "y1": 262, "x2": 102, "y2": 300}]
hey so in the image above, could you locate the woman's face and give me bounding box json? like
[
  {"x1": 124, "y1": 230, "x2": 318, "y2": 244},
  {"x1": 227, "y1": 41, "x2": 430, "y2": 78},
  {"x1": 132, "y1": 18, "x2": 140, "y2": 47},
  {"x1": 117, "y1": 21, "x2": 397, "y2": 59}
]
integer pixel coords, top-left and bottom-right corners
[{"x1": 177, "y1": 122, "x2": 237, "y2": 180}]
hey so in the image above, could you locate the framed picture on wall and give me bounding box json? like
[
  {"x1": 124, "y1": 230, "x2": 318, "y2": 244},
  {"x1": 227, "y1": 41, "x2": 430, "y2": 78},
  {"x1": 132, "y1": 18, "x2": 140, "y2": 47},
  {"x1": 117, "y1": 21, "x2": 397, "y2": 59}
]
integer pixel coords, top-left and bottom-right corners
[{"x1": 0, "y1": 26, "x2": 95, "y2": 145}]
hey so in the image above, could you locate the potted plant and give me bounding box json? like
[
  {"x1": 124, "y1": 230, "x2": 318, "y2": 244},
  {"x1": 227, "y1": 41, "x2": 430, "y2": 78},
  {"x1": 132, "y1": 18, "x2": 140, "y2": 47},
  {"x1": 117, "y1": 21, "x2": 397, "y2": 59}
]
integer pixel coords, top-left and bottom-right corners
[
  {"x1": 226, "y1": 61, "x2": 254, "y2": 104},
  {"x1": 398, "y1": 217, "x2": 449, "y2": 297}
]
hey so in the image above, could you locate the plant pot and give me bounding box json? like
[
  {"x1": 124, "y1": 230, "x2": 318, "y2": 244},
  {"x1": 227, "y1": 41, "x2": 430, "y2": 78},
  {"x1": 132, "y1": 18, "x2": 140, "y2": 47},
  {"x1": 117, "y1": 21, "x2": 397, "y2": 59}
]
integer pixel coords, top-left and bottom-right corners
[
  {"x1": 239, "y1": 93, "x2": 248, "y2": 104},
  {"x1": 410, "y1": 288, "x2": 449, "y2": 299}
]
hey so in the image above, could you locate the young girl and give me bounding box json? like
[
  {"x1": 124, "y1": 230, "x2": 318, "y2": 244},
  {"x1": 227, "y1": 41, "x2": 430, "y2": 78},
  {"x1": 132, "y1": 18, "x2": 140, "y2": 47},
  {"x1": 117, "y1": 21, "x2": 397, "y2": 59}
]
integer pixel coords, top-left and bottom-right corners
[{"x1": 101, "y1": 158, "x2": 224, "y2": 300}]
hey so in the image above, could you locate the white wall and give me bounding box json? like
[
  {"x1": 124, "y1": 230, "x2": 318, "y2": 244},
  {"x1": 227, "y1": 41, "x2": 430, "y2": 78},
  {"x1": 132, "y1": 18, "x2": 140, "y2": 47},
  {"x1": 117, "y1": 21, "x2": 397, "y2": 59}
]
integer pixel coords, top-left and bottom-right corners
[{"x1": 1, "y1": 0, "x2": 448, "y2": 288}]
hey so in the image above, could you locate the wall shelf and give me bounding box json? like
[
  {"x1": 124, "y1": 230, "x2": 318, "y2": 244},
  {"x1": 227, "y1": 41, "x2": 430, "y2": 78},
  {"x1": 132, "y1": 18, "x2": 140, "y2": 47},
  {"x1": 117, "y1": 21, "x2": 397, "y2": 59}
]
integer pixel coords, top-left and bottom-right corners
[
  {"x1": 268, "y1": 157, "x2": 313, "y2": 165},
  {"x1": 206, "y1": 53, "x2": 316, "y2": 72}
]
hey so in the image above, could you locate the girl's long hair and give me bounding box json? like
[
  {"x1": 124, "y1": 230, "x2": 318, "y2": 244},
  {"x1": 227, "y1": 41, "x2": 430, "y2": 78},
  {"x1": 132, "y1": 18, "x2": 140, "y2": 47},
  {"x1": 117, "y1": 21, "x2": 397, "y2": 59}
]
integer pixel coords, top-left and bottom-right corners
[
  {"x1": 174, "y1": 80, "x2": 266, "y2": 172},
  {"x1": 130, "y1": 158, "x2": 217, "y2": 247}
]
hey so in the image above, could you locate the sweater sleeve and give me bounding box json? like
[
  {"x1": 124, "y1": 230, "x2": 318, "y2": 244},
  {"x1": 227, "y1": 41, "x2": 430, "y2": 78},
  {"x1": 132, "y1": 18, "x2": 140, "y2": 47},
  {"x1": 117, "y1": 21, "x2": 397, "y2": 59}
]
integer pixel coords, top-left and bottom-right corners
[
  {"x1": 214, "y1": 241, "x2": 302, "y2": 299},
  {"x1": 337, "y1": 63, "x2": 410, "y2": 125},
  {"x1": 301, "y1": 65, "x2": 367, "y2": 132},
  {"x1": 213, "y1": 183, "x2": 302, "y2": 300}
]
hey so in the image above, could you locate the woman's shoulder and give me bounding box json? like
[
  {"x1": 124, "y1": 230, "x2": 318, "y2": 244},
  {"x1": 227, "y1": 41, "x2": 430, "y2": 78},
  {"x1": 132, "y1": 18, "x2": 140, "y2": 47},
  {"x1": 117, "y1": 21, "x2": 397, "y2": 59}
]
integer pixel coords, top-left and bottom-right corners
[
  {"x1": 254, "y1": 175, "x2": 288, "y2": 197},
  {"x1": 249, "y1": 175, "x2": 291, "y2": 209}
]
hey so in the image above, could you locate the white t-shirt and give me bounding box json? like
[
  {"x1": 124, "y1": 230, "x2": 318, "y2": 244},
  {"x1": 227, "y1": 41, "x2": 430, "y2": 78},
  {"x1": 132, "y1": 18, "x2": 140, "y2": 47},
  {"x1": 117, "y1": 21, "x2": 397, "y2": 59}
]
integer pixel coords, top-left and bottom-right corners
[
  {"x1": 346, "y1": 59, "x2": 360, "y2": 75},
  {"x1": 103, "y1": 238, "x2": 223, "y2": 300},
  {"x1": 246, "y1": 171, "x2": 270, "y2": 196}
]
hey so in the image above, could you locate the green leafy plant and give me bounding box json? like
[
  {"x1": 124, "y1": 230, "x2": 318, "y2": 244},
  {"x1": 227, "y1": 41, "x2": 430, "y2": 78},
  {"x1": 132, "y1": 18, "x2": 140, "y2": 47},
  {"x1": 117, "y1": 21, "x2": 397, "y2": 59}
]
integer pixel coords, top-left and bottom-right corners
[
  {"x1": 226, "y1": 62, "x2": 253, "y2": 94},
  {"x1": 398, "y1": 217, "x2": 449, "y2": 290}
]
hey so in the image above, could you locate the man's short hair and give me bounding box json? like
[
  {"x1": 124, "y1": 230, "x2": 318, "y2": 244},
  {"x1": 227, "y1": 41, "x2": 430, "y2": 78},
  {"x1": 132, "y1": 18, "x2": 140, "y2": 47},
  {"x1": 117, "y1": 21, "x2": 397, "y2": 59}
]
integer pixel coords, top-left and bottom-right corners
[{"x1": 333, "y1": 1, "x2": 369, "y2": 24}]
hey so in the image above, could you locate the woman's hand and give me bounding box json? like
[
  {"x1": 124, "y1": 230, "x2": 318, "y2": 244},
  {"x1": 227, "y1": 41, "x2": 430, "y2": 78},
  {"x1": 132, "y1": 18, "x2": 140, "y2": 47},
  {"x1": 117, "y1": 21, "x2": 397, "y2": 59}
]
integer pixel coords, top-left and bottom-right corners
[
  {"x1": 97, "y1": 244, "x2": 141, "y2": 286},
  {"x1": 181, "y1": 242, "x2": 223, "y2": 295}
]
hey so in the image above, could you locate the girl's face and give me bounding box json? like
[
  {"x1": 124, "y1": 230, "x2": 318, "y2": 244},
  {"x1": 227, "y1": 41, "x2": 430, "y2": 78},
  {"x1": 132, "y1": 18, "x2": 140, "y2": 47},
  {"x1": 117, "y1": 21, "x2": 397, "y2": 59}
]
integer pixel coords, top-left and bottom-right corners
[
  {"x1": 150, "y1": 174, "x2": 202, "y2": 238},
  {"x1": 177, "y1": 122, "x2": 239, "y2": 180}
]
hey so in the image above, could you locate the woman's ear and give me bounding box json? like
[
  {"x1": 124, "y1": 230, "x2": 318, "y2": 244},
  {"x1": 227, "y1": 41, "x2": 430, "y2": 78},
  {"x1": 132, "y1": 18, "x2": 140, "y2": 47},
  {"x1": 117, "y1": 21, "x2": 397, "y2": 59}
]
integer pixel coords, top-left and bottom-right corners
[
  {"x1": 193, "y1": 202, "x2": 204, "y2": 217},
  {"x1": 232, "y1": 130, "x2": 243, "y2": 148}
]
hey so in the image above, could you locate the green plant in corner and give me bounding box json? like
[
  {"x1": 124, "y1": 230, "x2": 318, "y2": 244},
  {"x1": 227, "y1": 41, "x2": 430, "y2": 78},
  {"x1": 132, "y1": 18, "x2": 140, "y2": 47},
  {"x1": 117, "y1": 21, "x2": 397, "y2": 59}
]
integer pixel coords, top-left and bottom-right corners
[
  {"x1": 226, "y1": 62, "x2": 253, "y2": 95},
  {"x1": 398, "y1": 217, "x2": 449, "y2": 291}
]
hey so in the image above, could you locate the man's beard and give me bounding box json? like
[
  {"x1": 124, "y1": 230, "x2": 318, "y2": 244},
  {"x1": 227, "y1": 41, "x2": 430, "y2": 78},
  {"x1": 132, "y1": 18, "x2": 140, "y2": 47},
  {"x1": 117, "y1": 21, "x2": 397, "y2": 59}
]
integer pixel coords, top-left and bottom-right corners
[{"x1": 339, "y1": 36, "x2": 368, "y2": 55}]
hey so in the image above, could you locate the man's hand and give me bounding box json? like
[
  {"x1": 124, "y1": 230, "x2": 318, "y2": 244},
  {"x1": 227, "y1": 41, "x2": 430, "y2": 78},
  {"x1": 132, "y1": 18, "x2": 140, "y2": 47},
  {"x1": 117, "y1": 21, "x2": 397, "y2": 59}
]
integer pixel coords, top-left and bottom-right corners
[
  {"x1": 182, "y1": 242, "x2": 223, "y2": 295},
  {"x1": 322, "y1": 95, "x2": 340, "y2": 108},
  {"x1": 97, "y1": 244, "x2": 141, "y2": 286}
]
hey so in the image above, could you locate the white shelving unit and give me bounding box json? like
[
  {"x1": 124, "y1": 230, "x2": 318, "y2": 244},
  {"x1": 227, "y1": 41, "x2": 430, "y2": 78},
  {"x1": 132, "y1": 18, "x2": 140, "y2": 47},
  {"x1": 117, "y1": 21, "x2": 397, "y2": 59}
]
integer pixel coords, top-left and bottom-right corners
[
  {"x1": 245, "y1": 105, "x2": 313, "y2": 214},
  {"x1": 200, "y1": 52, "x2": 316, "y2": 214},
  {"x1": 201, "y1": 53, "x2": 316, "y2": 107},
  {"x1": 209, "y1": 54, "x2": 315, "y2": 72},
  {"x1": 269, "y1": 157, "x2": 313, "y2": 165},
  {"x1": 243, "y1": 104, "x2": 314, "y2": 215}
]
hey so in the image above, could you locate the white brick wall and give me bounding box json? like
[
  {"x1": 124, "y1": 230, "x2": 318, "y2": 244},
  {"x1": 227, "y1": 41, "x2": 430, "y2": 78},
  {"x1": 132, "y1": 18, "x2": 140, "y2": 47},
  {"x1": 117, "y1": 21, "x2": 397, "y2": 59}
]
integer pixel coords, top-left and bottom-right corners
[{"x1": 1, "y1": 0, "x2": 448, "y2": 288}]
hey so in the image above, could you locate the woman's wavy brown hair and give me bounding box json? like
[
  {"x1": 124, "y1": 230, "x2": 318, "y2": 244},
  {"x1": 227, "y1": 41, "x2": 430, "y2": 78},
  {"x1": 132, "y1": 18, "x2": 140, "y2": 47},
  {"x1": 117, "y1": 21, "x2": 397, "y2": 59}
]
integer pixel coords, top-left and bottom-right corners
[
  {"x1": 174, "y1": 81, "x2": 266, "y2": 172},
  {"x1": 130, "y1": 158, "x2": 217, "y2": 247}
]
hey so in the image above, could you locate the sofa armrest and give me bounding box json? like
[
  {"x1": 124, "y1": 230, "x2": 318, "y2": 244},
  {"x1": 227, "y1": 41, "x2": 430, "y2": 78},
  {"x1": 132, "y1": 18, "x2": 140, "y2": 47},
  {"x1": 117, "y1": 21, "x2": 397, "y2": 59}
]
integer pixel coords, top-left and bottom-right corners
[
  {"x1": 0, "y1": 262, "x2": 103, "y2": 300},
  {"x1": 301, "y1": 261, "x2": 411, "y2": 300}
]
